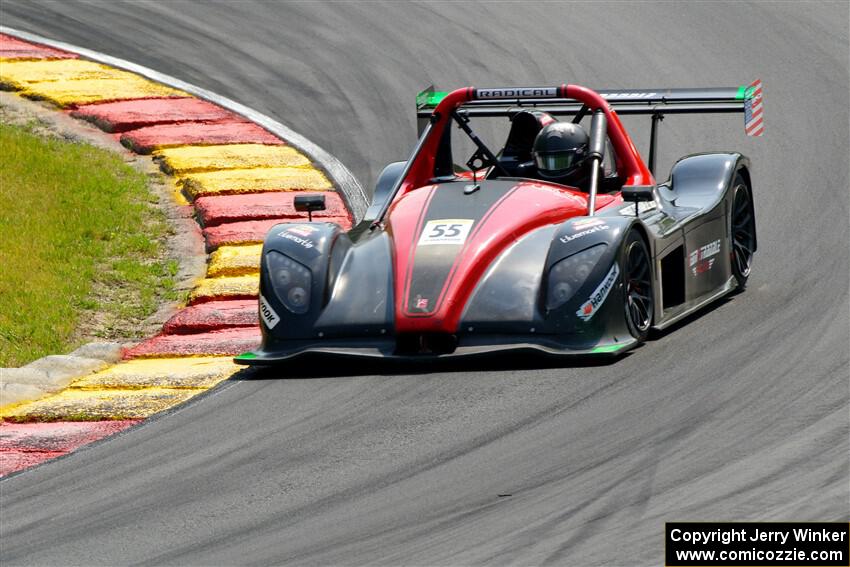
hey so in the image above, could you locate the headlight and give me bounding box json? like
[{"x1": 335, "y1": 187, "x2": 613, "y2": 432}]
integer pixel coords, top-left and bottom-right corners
[
  {"x1": 266, "y1": 251, "x2": 312, "y2": 314},
  {"x1": 546, "y1": 244, "x2": 607, "y2": 310}
]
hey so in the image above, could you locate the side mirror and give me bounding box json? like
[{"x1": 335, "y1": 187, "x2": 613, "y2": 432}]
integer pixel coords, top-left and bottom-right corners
[
  {"x1": 621, "y1": 185, "x2": 655, "y2": 216},
  {"x1": 621, "y1": 186, "x2": 655, "y2": 202},
  {"x1": 294, "y1": 194, "x2": 326, "y2": 221}
]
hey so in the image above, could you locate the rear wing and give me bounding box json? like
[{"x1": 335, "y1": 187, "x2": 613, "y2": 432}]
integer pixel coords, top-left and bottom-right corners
[
  {"x1": 416, "y1": 80, "x2": 764, "y2": 173},
  {"x1": 417, "y1": 81, "x2": 763, "y2": 131}
]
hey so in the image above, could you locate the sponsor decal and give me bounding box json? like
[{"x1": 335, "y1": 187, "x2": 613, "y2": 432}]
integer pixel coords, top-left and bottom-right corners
[
  {"x1": 259, "y1": 294, "x2": 280, "y2": 329},
  {"x1": 286, "y1": 224, "x2": 318, "y2": 238},
  {"x1": 576, "y1": 263, "x2": 619, "y2": 321},
  {"x1": 689, "y1": 238, "x2": 721, "y2": 276},
  {"x1": 572, "y1": 217, "x2": 607, "y2": 229},
  {"x1": 477, "y1": 87, "x2": 558, "y2": 99},
  {"x1": 418, "y1": 219, "x2": 474, "y2": 246},
  {"x1": 278, "y1": 224, "x2": 319, "y2": 248},
  {"x1": 598, "y1": 91, "x2": 658, "y2": 99},
  {"x1": 560, "y1": 223, "x2": 609, "y2": 243},
  {"x1": 619, "y1": 201, "x2": 657, "y2": 216},
  {"x1": 279, "y1": 232, "x2": 315, "y2": 248},
  {"x1": 691, "y1": 259, "x2": 716, "y2": 275}
]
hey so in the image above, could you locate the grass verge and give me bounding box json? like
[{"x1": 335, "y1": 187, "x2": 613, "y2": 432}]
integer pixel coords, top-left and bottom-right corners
[{"x1": 0, "y1": 121, "x2": 177, "y2": 367}]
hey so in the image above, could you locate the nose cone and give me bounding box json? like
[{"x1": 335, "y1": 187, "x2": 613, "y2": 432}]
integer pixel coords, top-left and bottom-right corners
[{"x1": 387, "y1": 179, "x2": 589, "y2": 333}]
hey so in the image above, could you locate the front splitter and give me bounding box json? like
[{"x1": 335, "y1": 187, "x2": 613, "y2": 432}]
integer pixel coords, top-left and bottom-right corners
[{"x1": 234, "y1": 335, "x2": 638, "y2": 365}]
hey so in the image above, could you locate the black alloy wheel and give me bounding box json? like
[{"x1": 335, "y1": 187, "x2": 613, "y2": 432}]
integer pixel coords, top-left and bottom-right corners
[
  {"x1": 731, "y1": 176, "x2": 756, "y2": 287},
  {"x1": 623, "y1": 231, "x2": 653, "y2": 341}
]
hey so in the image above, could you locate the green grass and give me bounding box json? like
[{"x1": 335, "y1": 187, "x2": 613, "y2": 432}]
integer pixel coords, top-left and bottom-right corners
[{"x1": 0, "y1": 121, "x2": 178, "y2": 367}]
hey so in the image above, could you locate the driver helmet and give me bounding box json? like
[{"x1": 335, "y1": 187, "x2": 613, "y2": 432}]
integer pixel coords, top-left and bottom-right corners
[{"x1": 532, "y1": 122, "x2": 590, "y2": 184}]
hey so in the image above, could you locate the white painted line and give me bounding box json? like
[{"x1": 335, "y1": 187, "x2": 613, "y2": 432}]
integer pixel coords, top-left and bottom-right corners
[{"x1": 0, "y1": 25, "x2": 368, "y2": 220}]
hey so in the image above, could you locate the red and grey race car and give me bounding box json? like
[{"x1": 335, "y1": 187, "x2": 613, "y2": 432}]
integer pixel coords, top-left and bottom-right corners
[{"x1": 236, "y1": 81, "x2": 763, "y2": 364}]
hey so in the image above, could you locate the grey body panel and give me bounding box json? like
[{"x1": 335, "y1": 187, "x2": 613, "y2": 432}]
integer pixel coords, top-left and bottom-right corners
[{"x1": 603, "y1": 152, "x2": 753, "y2": 329}]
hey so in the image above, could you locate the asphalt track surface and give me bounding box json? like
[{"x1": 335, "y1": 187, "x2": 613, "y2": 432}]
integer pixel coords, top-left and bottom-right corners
[{"x1": 2, "y1": 2, "x2": 848, "y2": 565}]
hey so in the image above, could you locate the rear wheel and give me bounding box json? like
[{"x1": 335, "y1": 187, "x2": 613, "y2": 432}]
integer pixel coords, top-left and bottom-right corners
[
  {"x1": 622, "y1": 230, "x2": 653, "y2": 341},
  {"x1": 730, "y1": 175, "x2": 756, "y2": 288}
]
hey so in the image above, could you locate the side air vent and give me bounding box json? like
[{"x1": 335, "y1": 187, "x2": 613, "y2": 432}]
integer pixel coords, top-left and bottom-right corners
[{"x1": 661, "y1": 246, "x2": 685, "y2": 310}]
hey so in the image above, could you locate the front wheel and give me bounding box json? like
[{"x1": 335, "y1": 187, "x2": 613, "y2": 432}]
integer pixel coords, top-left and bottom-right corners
[{"x1": 621, "y1": 230, "x2": 654, "y2": 341}]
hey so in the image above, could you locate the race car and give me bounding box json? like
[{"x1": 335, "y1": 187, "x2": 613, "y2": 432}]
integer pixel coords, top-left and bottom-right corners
[{"x1": 235, "y1": 81, "x2": 762, "y2": 364}]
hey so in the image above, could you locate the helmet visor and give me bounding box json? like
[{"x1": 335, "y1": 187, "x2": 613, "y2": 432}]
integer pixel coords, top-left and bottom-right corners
[{"x1": 534, "y1": 150, "x2": 582, "y2": 176}]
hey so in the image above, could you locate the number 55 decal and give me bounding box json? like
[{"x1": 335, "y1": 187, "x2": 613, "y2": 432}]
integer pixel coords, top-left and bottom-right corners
[{"x1": 418, "y1": 219, "x2": 474, "y2": 246}]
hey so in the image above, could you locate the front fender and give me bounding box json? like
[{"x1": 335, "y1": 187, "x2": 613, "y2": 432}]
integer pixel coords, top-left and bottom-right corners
[
  {"x1": 542, "y1": 216, "x2": 636, "y2": 338},
  {"x1": 259, "y1": 223, "x2": 394, "y2": 345},
  {"x1": 259, "y1": 222, "x2": 347, "y2": 339},
  {"x1": 461, "y1": 216, "x2": 636, "y2": 343}
]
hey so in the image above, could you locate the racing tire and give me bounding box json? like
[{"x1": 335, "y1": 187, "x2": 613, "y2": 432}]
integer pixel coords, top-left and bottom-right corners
[
  {"x1": 621, "y1": 230, "x2": 653, "y2": 341},
  {"x1": 730, "y1": 174, "x2": 756, "y2": 289}
]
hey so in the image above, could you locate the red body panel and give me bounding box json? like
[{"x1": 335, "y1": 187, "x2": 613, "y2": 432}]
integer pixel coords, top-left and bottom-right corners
[
  {"x1": 386, "y1": 84, "x2": 646, "y2": 333},
  {"x1": 390, "y1": 181, "x2": 615, "y2": 333}
]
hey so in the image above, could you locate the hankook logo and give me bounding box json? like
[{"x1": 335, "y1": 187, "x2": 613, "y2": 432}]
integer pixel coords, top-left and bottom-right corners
[
  {"x1": 477, "y1": 87, "x2": 558, "y2": 99},
  {"x1": 576, "y1": 264, "x2": 619, "y2": 322},
  {"x1": 259, "y1": 294, "x2": 280, "y2": 329}
]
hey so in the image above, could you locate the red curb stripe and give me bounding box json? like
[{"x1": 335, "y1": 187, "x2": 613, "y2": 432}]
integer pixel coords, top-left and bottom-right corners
[
  {"x1": 0, "y1": 33, "x2": 79, "y2": 60},
  {"x1": 204, "y1": 216, "x2": 353, "y2": 250},
  {"x1": 70, "y1": 97, "x2": 238, "y2": 133},
  {"x1": 187, "y1": 292, "x2": 258, "y2": 306},
  {"x1": 122, "y1": 327, "x2": 261, "y2": 359},
  {"x1": 0, "y1": 420, "x2": 140, "y2": 476},
  {"x1": 1, "y1": 451, "x2": 66, "y2": 476},
  {"x1": 195, "y1": 191, "x2": 350, "y2": 227},
  {"x1": 162, "y1": 300, "x2": 258, "y2": 334},
  {"x1": 120, "y1": 120, "x2": 284, "y2": 154}
]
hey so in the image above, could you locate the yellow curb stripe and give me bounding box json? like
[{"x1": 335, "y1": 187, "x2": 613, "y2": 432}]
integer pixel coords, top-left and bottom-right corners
[
  {"x1": 18, "y1": 77, "x2": 187, "y2": 107},
  {"x1": 154, "y1": 144, "x2": 311, "y2": 174},
  {"x1": 1, "y1": 387, "x2": 201, "y2": 422},
  {"x1": 180, "y1": 167, "x2": 331, "y2": 200},
  {"x1": 71, "y1": 356, "x2": 240, "y2": 390},
  {"x1": 188, "y1": 275, "x2": 259, "y2": 304},
  {"x1": 169, "y1": 178, "x2": 191, "y2": 206},
  {"x1": 0, "y1": 59, "x2": 132, "y2": 89},
  {"x1": 208, "y1": 244, "x2": 262, "y2": 278},
  {"x1": 1, "y1": 357, "x2": 242, "y2": 422}
]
